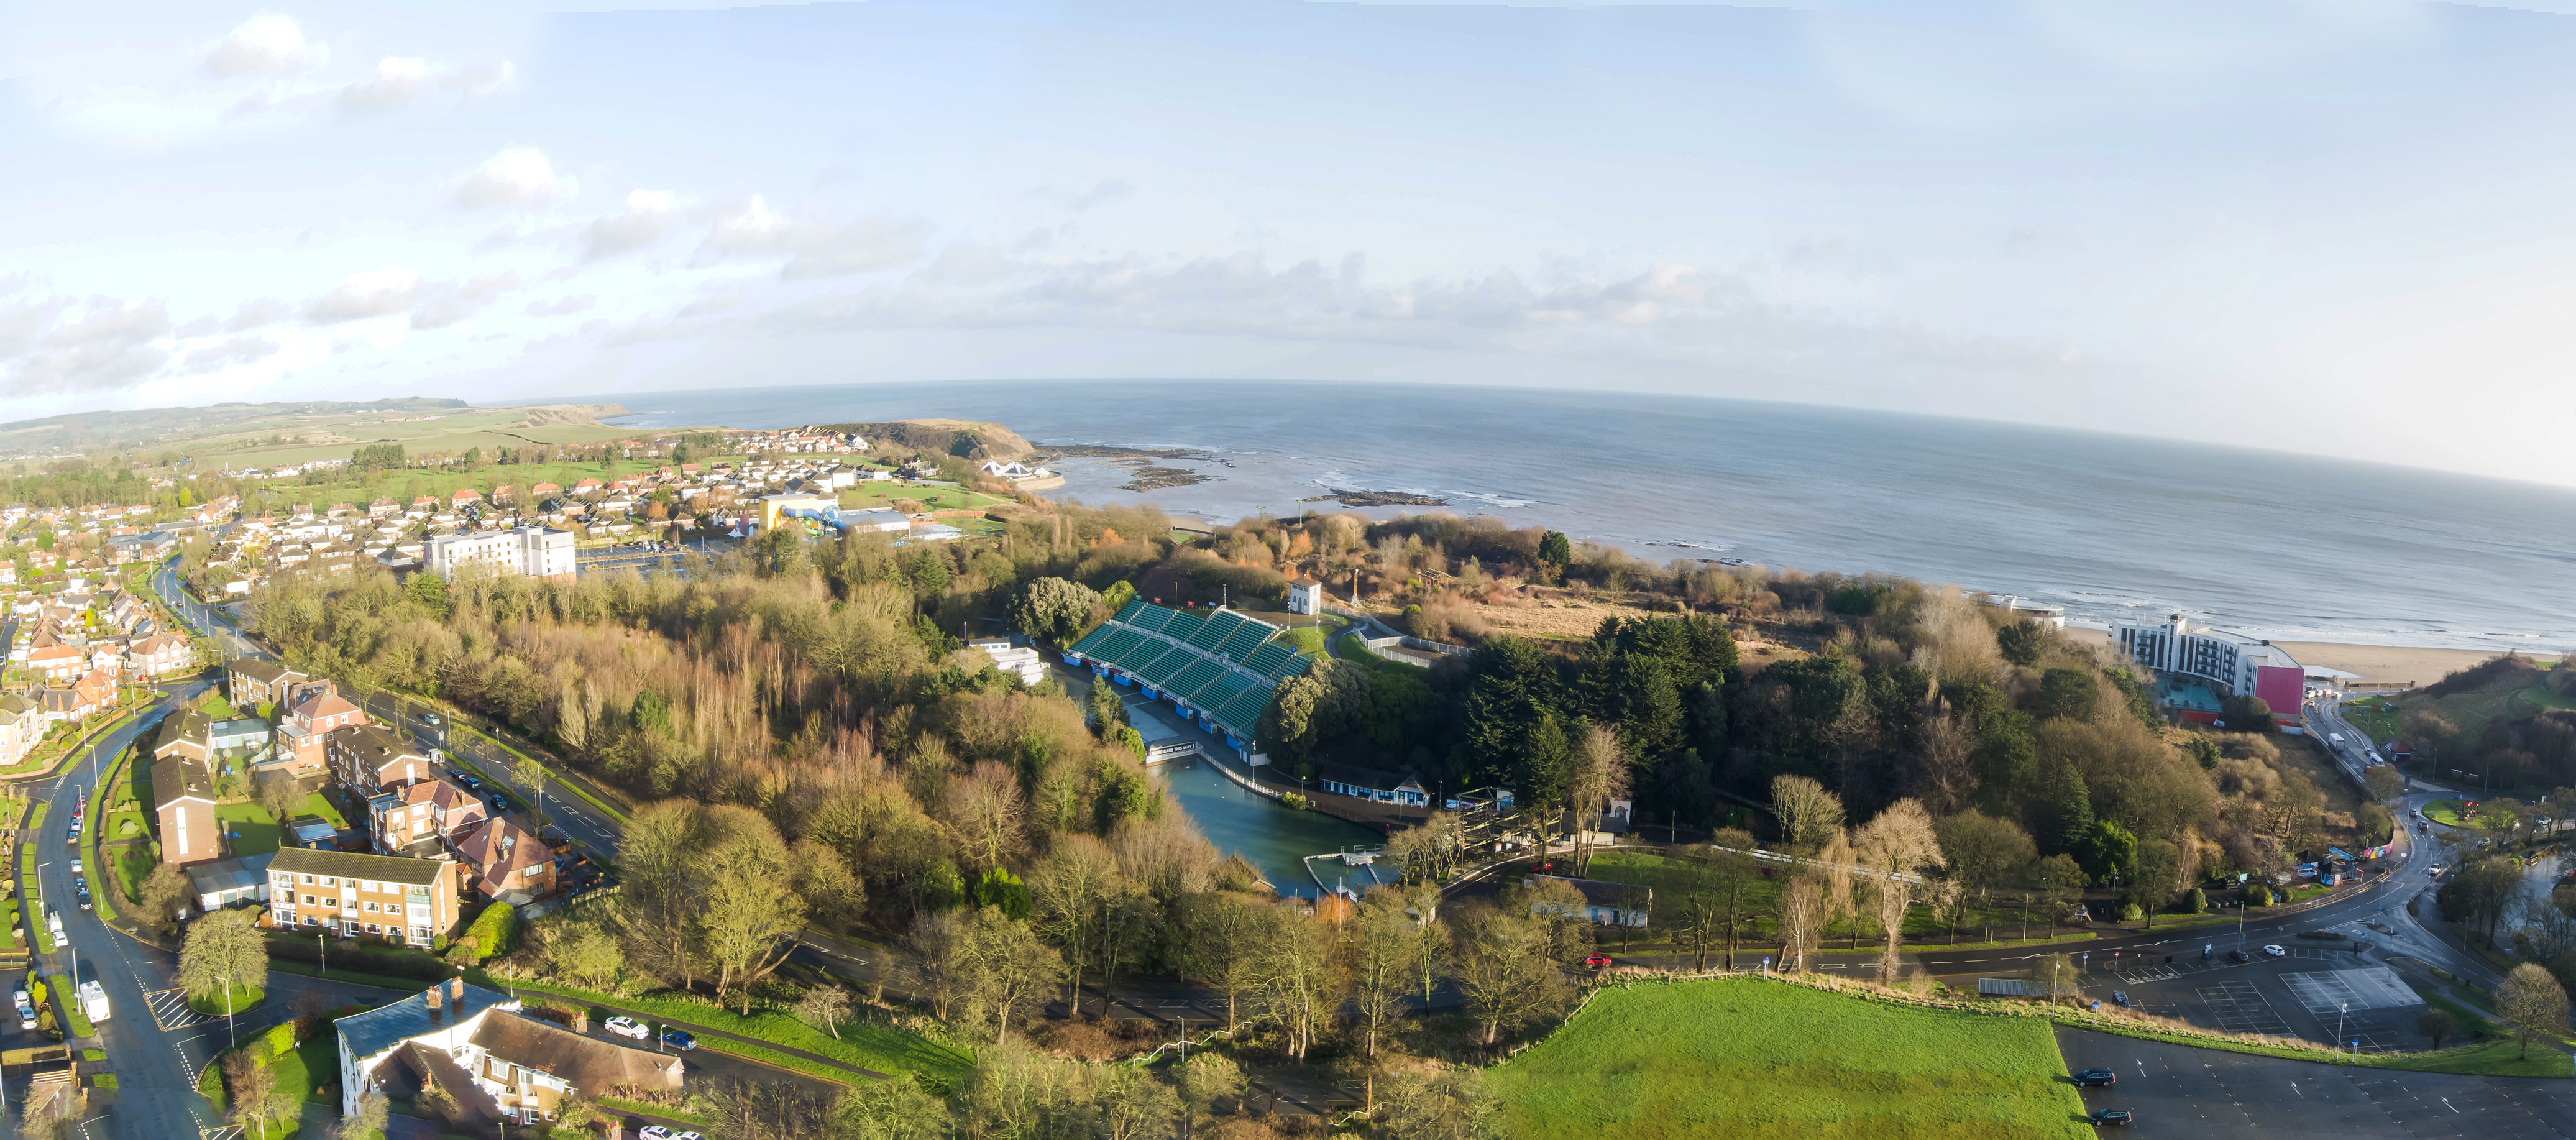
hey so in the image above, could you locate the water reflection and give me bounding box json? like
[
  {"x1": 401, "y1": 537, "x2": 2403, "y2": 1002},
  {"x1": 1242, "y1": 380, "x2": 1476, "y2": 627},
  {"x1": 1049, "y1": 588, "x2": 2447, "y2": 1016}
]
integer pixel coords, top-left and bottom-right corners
[{"x1": 1153, "y1": 753, "x2": 1385, "y2": 898}]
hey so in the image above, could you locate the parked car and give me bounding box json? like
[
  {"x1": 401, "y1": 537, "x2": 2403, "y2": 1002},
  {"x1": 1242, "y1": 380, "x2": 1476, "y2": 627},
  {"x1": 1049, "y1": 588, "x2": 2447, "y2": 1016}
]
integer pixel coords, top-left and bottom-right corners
[
  {"x1": 2229, "y1": 949, "x2": 2252, "y2": 963},
  {"x1": 2088, "y1": 1109, "x2": 2133, "y2": 1126},
  {"x1": 47, "y1": 911, "x2": 63, "y2": 939},
  {"x1": 74, "y1": 879, "x2": 90, "y2": 911},
  {"x1": 13, "y1": 985, "x2": 35, "y2": 1031},
  {"x1": 69, "y1": 858, "x2": 81, "y2": 876},
  {"x1": 640, "y1": 1128, "x2": 673, "y2": 1140},
  {"x1": 2073, "y1": 1069, "x2": 2117, "y2": 1087},
  {"x1": 1583, "y1": 954, "x2": 1614, "y2": 969},
  {"x1": 661, "y1": 1029, "x2": 697, "y2": 1051},
  {"x1": 77, "y1": 980, "x2": 109, "y2": 1024},
  {"x1": 606, "y1": 1016, "x2": 649, "y2": 1041},
  {"x1": 2262, "y1": 944, "x2": 2286, "y2": 958}
]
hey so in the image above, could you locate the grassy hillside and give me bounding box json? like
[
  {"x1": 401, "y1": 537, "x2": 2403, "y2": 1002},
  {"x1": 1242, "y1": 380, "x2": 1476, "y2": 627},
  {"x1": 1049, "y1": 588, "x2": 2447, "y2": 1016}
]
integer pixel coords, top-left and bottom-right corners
[
  {"x1": 0, "y1": 397, "x2": 469, "y2": 457},
  {"x1": 1488, "y1": 978, "x2": 2090, "y2": 1139}
]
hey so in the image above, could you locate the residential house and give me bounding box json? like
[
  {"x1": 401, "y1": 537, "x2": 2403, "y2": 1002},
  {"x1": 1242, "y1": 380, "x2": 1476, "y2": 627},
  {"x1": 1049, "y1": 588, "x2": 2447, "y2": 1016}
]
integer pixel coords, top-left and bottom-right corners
[
  {"x1": 328, "y1": 722, "x2": 433, "y2": 794},
  {"x1": 71, "y1": 669, "x2": 117, "y2": 712},
  {"x1": 453, "y1": 815, "x2": 552, "y2": 905},
  {"x1": 268, "y1": 846, "x2": 459, "y2": 945},
  {"x1": 0, "y1": 694, "x2": 41, "y2": 767},
  {"x1": 227, "y1": 658, "x2": 309, "y2": 709},
  {"x1": 276, "y1": 681, "x2": 367, "y2": 775},
  {"x1": 151, "y1": 709, "x2": 213, "y2": 763},
  {"x1": 1286, "y1": 576, "x2": 1327, "y2": 616},
  {"x1": 1313, "y1": 763, "x2": 1430, "y2": 808},
  {"x1": 1526, "y1": 875, "x2": 1652, "y2": 928},
  {"x1": 126, "y1": 633, "x2": 193, "y2": 678},
  {"x1": 26, "y1": 645, "x2": 84, "y2": 682},
  {"x1": 336, "y1": 980, "x2": 682, "y2": 1125},
  {"x1": 366, "y1": 776, "x2": 488, "y2": 859},
  {"x1": 154, "y1": 754, "x2": 221, "y2": 867}
]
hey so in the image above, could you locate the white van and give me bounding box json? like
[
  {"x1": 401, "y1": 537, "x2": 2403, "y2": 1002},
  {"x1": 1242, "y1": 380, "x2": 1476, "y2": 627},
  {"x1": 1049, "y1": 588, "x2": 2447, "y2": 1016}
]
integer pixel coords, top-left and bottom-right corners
[{"x1": 77, "y1": 980, "x2": 109, "y2": 1024}]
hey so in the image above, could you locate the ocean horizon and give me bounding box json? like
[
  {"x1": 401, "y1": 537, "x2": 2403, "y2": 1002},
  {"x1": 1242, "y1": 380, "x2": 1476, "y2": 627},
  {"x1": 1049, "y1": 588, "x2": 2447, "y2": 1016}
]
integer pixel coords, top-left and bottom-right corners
[{"x1": 505, "y1": 379, "x2": 2576, "y2": 654}]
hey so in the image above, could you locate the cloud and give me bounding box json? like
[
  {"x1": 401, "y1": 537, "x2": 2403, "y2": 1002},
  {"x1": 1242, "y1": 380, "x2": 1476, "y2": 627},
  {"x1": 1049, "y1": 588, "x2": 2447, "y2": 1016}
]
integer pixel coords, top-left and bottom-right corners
[
  {"x1": 410, "y1": 273, "x2": 520, "y2": 329},
  {"x1": 334, "y1": 56, "x2": 516, "y2": 114},
  {"x1": 525, "y1": 294, "x2": 595, "y2": 317},
  {"x1": 206, "y1": 14, "x2": 328, "y2": 76},
  {"x1": 4, "y1": 299, "x2": 172, "y2": 393},
  {"x1": 227, "y1": 296, "x2": 293, "y2": 331},
  {"x1": 303, "y1": 267, "x2": 419, "y2": 324},
  {"x1": 1025, "y1": 178, "x2": 1136, "y2": 213},
  {"x1": 702, "y1": 195, "x2": 930, "y2": 278},
  {"x1": 581, "y1": 190, "x2": 681, "y2": 260},
  {"x1": 180, "y1": 334, "x2": 281, "y2": 374},
  {"x1": 455, "y1": 146, "x2": 578, "y2": 209}
]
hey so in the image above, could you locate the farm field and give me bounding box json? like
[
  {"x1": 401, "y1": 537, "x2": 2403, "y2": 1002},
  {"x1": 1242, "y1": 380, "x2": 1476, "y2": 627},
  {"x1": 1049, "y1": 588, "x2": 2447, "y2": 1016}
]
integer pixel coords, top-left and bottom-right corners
[{"x1": 1488, "y1": 977, "x2": 2091, "y2": 1138}]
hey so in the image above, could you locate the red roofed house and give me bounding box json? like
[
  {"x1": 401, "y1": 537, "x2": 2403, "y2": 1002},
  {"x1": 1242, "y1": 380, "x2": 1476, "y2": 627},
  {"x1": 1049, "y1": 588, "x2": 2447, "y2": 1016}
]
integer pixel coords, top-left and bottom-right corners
[
  {"x1": 27, "y1": 645, "x2": 85, "y2": 683},
  {"x1": 277, "y1": 679, "x2": 368, "y2": 775},
  {"x1": 449, "y1": 489, "x2": 484, "y2": 508},
  {"x1": 528, "y1": 482, "x2": 561, "y2": 499},
  {"x1": 127, "y1": 633, "x2": 193, "y2": 679},
  {"x1": 455, "y1": 815, "x2": 555, "y2": 905}
]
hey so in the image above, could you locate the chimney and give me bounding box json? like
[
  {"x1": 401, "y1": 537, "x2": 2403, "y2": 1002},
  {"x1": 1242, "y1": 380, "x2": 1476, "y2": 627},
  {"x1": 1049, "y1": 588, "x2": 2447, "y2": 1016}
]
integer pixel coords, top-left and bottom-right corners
[
  {"x1": 425, "y1": 987, "x2": 443, "y2": 1023},
  {"x1": 450, "y1": 976, "x2": 467, "y2": 1016}
]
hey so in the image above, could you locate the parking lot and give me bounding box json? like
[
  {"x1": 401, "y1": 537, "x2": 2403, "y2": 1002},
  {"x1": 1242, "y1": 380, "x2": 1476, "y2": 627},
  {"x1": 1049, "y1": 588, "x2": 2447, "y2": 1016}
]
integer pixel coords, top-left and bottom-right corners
[
  {"x1": 2057, "y1": 1027, "x2": 2576, "y2": 1138},
  {"x1": 1992, "y1": 940, "x2": 2440, "y2": 1052}
]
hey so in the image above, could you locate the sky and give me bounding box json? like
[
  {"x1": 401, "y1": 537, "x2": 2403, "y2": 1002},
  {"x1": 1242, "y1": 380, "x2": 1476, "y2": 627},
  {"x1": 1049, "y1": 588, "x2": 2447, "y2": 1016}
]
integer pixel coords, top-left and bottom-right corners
[{"x1": 7, "y1": 0, "x2": 2576, "y2": 482}]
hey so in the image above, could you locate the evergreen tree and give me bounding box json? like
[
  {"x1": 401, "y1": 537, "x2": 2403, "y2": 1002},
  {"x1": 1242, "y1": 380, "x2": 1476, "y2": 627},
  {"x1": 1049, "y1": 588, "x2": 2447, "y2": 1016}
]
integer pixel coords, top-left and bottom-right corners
[{"x1": 2050, "y1": 761, "x2": 2094, "y2": 853}]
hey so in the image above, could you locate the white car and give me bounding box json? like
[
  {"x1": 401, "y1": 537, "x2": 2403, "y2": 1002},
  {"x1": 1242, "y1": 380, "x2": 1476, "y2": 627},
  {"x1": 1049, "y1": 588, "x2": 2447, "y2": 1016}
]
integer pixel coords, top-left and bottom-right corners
[
  {"x1": 2262, "y1": 944, "x2": 2287, "y2": 958},
  {"x1": 639, "y1": 1128, "x2": 673, "y2": 1140},
  {"x1": 606, "y1": 1015, "x2": 650, "y2": 1041},
  {"x1": 70, "y1": 858, "x2": 81, "y2": 876},
  {"x1": 77, "y1": 980, "x2": 109, "y2": 1024},
  {"x1": 46, "y1": 911, "x2": 63, "y2": 939}
]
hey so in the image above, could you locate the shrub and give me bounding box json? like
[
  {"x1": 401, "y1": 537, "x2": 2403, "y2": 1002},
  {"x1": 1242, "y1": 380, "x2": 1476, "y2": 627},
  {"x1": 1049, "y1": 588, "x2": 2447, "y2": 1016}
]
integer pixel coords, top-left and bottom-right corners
[
  {"x1": 2186, "y1": 887, "x2": 2207, "y2": 913},
  {"x1": 463, "y1": 904, "x2": 517, "y2": 960}
]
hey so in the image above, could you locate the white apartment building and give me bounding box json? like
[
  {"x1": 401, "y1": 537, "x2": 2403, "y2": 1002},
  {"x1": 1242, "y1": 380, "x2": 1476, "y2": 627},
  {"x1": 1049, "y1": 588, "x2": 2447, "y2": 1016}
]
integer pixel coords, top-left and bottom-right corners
[{"x1": 423, "y1": 526, "x2": 575, "y2": 582}]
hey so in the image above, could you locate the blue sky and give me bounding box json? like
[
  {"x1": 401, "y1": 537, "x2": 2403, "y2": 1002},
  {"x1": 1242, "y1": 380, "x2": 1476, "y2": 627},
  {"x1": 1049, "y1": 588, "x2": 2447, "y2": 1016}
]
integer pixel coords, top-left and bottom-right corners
[{"x1": 6, "y1": 1, "x2": 2576, "y2": 482}]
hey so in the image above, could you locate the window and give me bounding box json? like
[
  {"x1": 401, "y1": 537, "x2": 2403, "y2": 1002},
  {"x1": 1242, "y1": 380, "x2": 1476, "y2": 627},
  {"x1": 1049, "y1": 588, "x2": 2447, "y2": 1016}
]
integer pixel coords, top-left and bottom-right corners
[
  {"x1": 303, "y1": 894, "x2": 316, "y2": 905},
  {"x1": 363, "y1": 902, "x2": 378, "y2": 912},
  {"x1": 301, "y1": 874, "x2": 316, "y2": 885},
  {"x1": 303, "y1": 915, "x2": 320, "y2": 926},
  {"x1": 366, "y1": 924, "x2": 381, "y2": 934}
]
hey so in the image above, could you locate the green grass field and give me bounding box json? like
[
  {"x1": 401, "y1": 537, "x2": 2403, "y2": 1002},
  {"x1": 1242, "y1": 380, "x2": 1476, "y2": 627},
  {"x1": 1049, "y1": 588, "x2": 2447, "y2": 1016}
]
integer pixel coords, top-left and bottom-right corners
[
  {"x1": 1489, "y1": 978, "x2": 2090, "y2": 1138},
  {"x1": 1584, "y1": 851, "x2": 2083, "y2": 943},
  {"x1": 215, "y1": 803, "x2": 282, "y2": 856}
]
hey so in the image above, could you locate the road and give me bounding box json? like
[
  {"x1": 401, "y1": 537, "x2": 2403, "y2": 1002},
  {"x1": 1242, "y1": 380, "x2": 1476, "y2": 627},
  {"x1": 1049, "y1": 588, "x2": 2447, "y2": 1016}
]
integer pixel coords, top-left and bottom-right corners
[
  {"x1": 351, "y1": 692, "x2": 625, "y2": 866},
  {"x1": 150, "y1": 562, "x2": 263, "y2": 663},
  {"x1": 2057, "y1": 1026, "x2": 2576, "y2": 1137}
]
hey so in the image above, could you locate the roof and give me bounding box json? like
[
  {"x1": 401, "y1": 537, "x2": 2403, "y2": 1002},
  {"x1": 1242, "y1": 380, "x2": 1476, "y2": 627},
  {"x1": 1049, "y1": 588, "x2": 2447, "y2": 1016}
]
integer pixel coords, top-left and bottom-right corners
[
  {"x1": 334, "y1": 981, "x2": 520, "y2": 1065},
  {"x1": 270, "y1": 846, "x2": 452, "y2": 886},
  {"x1": 289, "y1": 686, "x2": 364, "y2": 724},
  {"x1": 454, "y1": 816, "x2": 546, "y2": 898},
  {"x1": 229, "y1": 658, "x2": 300, "y2": 684},
  {"x1": 332, "y1": 723, "x2": 423, "y2": 770},
  {"x1": 153, "y1": 710, "x2": 211, "y2": 756},
  {"x1": 151, "y1": 756, "x2": 215, "y2": 809},
  {"x1": 288, "y1": 817, "x2": 340, "y2": 843},
  {"x1": 469, "y1": 1011, "x2": 683, "y2": 1092},
  {"x1": 185, "y1": 852, "x2": 276, "y2": 896},
  {"x1": 1314, "y1": 762, "x2": 1423, "y2": 793}
]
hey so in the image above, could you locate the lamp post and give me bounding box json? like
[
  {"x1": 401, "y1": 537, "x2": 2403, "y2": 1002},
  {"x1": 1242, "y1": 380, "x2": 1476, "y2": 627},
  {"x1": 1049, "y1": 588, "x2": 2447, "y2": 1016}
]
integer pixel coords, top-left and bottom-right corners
[{"x1": 214, "y1": 972, "x2": 238, "y2": 1049}]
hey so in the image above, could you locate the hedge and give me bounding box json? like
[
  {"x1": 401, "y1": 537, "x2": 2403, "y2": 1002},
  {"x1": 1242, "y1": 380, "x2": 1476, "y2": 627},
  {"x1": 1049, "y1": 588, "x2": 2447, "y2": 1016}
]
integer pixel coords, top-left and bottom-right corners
[{"x1": 463, "y1": 903, "x2": 516, "y2": 960}]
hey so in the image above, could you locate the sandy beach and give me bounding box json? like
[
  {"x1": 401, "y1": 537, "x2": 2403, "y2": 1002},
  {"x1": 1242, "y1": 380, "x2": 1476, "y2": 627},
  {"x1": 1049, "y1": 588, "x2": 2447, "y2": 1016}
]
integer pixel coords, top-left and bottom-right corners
[{"x1": 2065, "y1": 627, "x2": 2554, "y2": 686}]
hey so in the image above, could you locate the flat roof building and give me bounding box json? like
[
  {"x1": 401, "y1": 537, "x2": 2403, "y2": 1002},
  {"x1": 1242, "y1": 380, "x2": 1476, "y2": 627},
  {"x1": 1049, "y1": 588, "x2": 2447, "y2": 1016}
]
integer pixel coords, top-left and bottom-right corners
[{"x1": 424, "y1": 527, "x2": 574, "y2": 582}]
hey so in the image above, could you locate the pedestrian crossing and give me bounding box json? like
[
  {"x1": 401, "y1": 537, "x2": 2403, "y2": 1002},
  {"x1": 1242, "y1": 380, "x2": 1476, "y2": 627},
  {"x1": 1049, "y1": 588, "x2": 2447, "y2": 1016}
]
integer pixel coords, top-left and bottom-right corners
[{"x1": 144, "y1": 986, "x2": 214, "y2": 1029}]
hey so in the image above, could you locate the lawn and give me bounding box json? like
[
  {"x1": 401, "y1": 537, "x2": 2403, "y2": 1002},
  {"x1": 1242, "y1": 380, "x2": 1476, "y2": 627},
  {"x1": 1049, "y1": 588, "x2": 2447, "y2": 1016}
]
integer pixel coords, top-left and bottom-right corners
[
  {"x1": 111, "y1": 846, "x2": 154, "y2": 904},
  {"x1": 1488, "y1": 977, "x2": 2091, "y2": 1138},
  {"x1": 300, "y1": 792, "x2": 349, "y2": 830},
  {"x1": 1584, "y1": 850, "x2": 2111, "y2": 945},
  {"x1": 188, "y1": 981, "x2": 267, "y2": 1018},
  {"x1": 494, "y1": 975, "x2": 974, "y2": 1082},
  {"x1": 2425, "y1": 799, "x2": 2470, "y2": 827},
  {"x1": 200, "y1": 695, "x2": 244, "y2": 720},
  {"x1": 215, "y1": 803, "x2": 282, "y2": 856}
]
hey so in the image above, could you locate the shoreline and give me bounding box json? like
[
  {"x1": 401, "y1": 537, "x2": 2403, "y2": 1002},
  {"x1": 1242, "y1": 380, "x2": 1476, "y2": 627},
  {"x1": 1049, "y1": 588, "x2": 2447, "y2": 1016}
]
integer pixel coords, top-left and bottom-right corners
[{"x1": 2065, "y1": 628, "x2": 2555, "y2": 684}]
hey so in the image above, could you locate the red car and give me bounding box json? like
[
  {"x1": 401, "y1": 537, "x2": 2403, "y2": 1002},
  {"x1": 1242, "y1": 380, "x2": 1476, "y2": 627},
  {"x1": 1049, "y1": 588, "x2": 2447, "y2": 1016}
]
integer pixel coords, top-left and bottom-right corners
[
  {"x1": 1584, "y1": 954, "x2": 1613, "y2": 968},
  {"x1": 1530, "y1": 861, "x2": 1556, "y2": 873}
]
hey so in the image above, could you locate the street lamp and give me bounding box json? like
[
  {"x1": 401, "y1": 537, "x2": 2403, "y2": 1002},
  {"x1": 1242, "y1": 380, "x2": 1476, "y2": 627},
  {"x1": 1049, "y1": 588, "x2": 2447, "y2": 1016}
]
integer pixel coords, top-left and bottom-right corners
[{"x1": 214, "y1": 972, "x2": 239, "y2": 1049}]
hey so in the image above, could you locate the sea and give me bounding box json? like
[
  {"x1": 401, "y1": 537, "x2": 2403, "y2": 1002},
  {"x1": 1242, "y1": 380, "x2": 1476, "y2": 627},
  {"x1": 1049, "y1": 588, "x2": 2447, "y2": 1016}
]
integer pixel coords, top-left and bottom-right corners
[{"x1": 544, "y1": 379, "x2": 2576, "y2": 653}]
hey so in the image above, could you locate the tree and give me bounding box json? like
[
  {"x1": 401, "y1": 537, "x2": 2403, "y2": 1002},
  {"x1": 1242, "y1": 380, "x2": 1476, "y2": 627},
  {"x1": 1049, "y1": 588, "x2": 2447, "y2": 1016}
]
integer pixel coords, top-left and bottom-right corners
[
  {"x1": 2033, "y1": 668, "x2": 2097, "y2": 720},
  {"x1": 1935, "y1": 810, "x2": 2035, "y2": 939},
  {"x1": 511, "y1": 750, "x2": 553, "y2": 830},
  {"x1": 1178, "y1": 891, "x2": 1268, "y2": 1035},
  {"x1": 1175, "y1": 1052, "x2": 1246, "y2": 1138},
  {"x1": 2219, "y1": 694, "x2": 2276, "y2": 735},
  {"x1": 1450, "y1": 904, "x2": 1568, "y2": 1047},
  {"x1": 549, "y1": 923, "x2": 623, "y2": 990},
  {"x1": 963, "y1": 904, "x2": 1063, "y2": 1044},
  {"x1": 2035, "y1": 952, "x2": 2078, "y2": 1002},
  {"x1": 1536, "y1": 530, "x2": 1572, "y2": 567},
  {"x1": 794, "y1": 984, "x2": 854, "y2": 1041},
  {"x1": 1029, "y1": 835, "x2": 1122, "y2": 1016},
  {"x1": 699, "y1": 834, "x2": 810, "y2": 1012},
  {"x1": 256, "y1": 773, "x2": 305, "y2": 829},
  {"x1": 2365, "y1": 765, "x2": 2406, "y2": 802},
  {"x1": 2132, "y1": 838, "x2": 2182, "y2": 929},
  {"x1": 1093, "y1": 1064, "x2": 1181, "y2": 1140},
  {"x1": 1347, "y1": 899, "x2": 1417, "y2": 1058},
  {"x1": 178, "y1": 907, "x2": 267, "y2": 1001},
  {"x1": 902, "y1": 909, "x2": 975, "y2": 1022},
  {"x1": 1769, "y1": 774, "x2": 1845, "y2": 851},
  {"x1": 1253, "y1": 910, "x2": 1344, "y2": 1062},
  {"x1": 1011, "y1": 577, "x2": 1101, "y2": 645},
  {"x1": 837, "y1": 1073, "x2": 953, "y2": 1140},
  {"x1": 1777, "y1": 875, "x2": 1825, "y2": 973},
  {"x1": 2455, "y1": 856, "x2": 2528, "y2": 948},
  {"x1": 2497, "y1": 962, "x2": 2569, "y2": 1060},
  {"x1": 1565, "y1": 722, "x2": 1631, "y2": 875},
  {"x1": 1373, "y1": 1066, "x2": 1494, "y2": 1140},
  {"x1": 139, "y1": 862, "x2": 195, "y2": 932},
  {"x1": 339, "y1": 1090, "x2": 390, "y2": 1140},
  {"x1": 2416, "y1": 1006, "x2": 2462, "y2": 1051},
  {"x1": 224, "y1": 1050, "x2": 297, "y2": 1139},
  {"x1": 2030, "y1": 853, "x2": 2083, "y2": 936},
  {"x1": 1852, "y1": 799, "x2": 1946, "y2": 983},
  {"x1": 1086, "y1": 678, "x2": 1129, "y2": 738},
  {"x1": 1996, "y1": 620, "x2": 2046, "y2": 667},
  {"x1": 404, "y1": 571, "x2": 452, "y2": 620},
  {"x1": 1695, "y1": 829, "x2": 1761, "y2": 968}
]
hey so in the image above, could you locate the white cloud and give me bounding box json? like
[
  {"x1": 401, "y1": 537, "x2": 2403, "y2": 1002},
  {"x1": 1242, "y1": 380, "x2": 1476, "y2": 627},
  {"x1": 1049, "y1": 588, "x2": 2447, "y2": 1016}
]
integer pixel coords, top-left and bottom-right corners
[
  {"x1": 205, "y1": 14, "x2": 327, "y2": 76},
  {"x1": 227, "y1": 297, "x2": 292, "y2": 331},
  {"x1": 180, "y1": 334, "x2": 282, "y2": 374},
  {"x1": 581, "y1": 190, "x2": 681, "y2": 260},
  {"x1": 303, "y1": 267, "x2": 419, "y2": 324},
  {"x1": 702, "y1": 195, "x2": 930, "y2": 279},
  {"x1": 455, "y1": 147, "x2": 578, "y2": 209},
  {"x1": 525, "y1": 294, "x2": 596, "y2": 317},
  {"x1": 4, "y1": 298, "x2": 173, "y2": 393},
  {"x1": 333, "y1": 56, "x2": 431, "y2": 113},
  {"x1": 410, "y1": 273, "x2": 520, "y2": 329}
]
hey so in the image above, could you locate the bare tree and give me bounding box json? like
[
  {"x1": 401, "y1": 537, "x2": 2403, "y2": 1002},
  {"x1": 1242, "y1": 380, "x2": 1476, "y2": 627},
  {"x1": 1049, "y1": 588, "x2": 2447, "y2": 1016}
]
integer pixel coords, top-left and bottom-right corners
[
  {"x1": 1777, "y1": 876, "x2": 1825, "y2": 974},
  {"x1": 2498, "y1": 962, "x2": 2570, "y2": 1061},
  {"x1": 948, "y1": 760, "x2": 1029, "y2": 870},
  {"x1": 1770, "y1": 775, "x2": 1845, "y2": 852},
  {"x1": 1253, "y1": 909, "x2": 1344, "y2": 1062},
  {"x1": 1817, "y1": 829, "x2": 1859, "y2": 950},
  {"x1": 699, "y1": 832, "x2": 810, "y2": 1012},
  {"x1": 1347, "y1": 898, "x2": 1417, "y2": 1058},
  {"x1": 1566, "y1": 723, "x2": 1631, "y2": 875},
  {"x1": 963, "y1": 904, "x2": 1064, "y2": 1044},
  {"x1": 1853, "y1": 799, "x2": 1946, "y2": 983},
  {"x1": 1917, "y1": 716, "x2": 1978, "y2": 816},
  {"x1": 794, "y1": 983, "x2": 854, "y2": 1041},
  {"x1": 1177, "y1": 891, "x2": 1269, "y2": 1036},
  {"x1": 2035, "y1": 952, "x2": 2078, "y2": 1003},
  {"x1": 1029, "y1": 834, "x2": 1123, "y2": 1016},
  {"x1": 2416, "y1": 1006, "x2": 2460, "y2": 1051},
  {"x1": 1449, "y1": 903, "x2": 1569, "y2": 1047}
]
